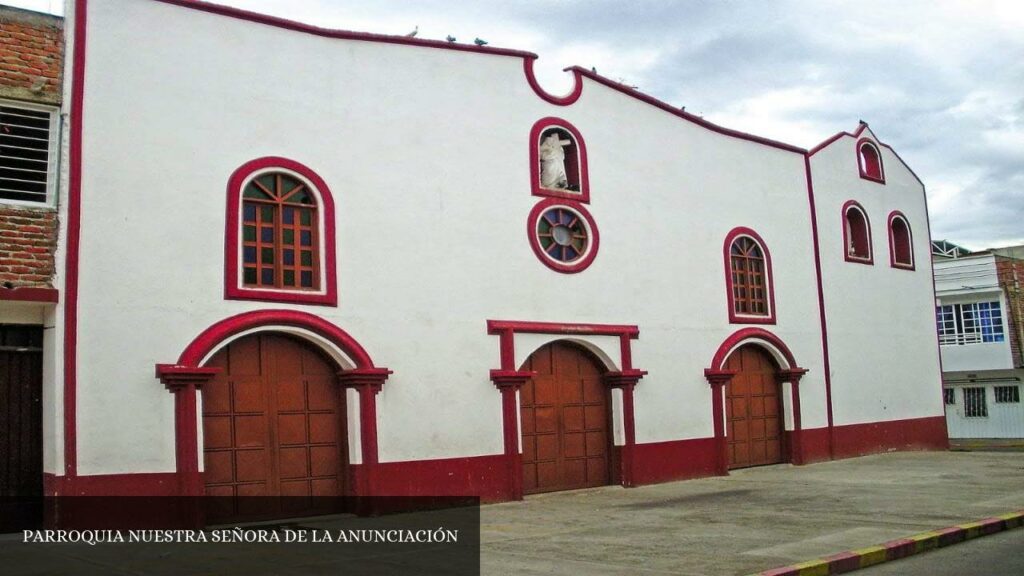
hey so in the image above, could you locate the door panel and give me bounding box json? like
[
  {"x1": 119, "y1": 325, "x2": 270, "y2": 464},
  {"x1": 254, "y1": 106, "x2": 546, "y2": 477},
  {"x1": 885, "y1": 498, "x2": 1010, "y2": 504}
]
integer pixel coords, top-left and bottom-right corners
[
  {"x1": 520, "y1": 342, "x2": 609, "y2": 494},
  {"x1": 202, "y1": 334, "x2": 344, "y2": 521},
  {"x1": 725, "y1": 345, "x2": 783, "y2": 469},
  {"x1": 0, "y1": 325, "x2": 43, "y2": 531}
]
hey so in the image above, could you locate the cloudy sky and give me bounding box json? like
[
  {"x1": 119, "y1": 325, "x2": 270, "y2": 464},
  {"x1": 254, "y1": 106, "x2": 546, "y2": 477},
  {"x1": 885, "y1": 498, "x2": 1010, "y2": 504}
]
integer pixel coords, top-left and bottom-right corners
[{"x1": 16, "y1": 0, "x2": 1024, "y2": 250}]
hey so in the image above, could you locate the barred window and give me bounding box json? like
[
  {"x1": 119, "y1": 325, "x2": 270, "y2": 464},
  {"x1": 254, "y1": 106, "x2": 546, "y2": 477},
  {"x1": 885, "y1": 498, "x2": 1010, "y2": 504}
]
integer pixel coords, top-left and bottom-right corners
[
  {"x1": 995, "y1": 386, "x2": 1020, "y2": 404},
  {"x1": 936, "y1": 302, "x2": 1005, "y2": 346},
  {"x1": 963, "y1": 387, "x2": 987, "y2": 418},
  {"x1": 943, "y1": 388, "x2": 955, "y2": 405},
  {"x1": 0, "y1": 101, "x2": 58, "y2": 205}
]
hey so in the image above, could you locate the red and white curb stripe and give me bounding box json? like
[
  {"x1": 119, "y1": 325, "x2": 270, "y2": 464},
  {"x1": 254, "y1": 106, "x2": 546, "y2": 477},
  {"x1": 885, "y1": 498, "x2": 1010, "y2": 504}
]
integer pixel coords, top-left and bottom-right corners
[{"x1": 752, "y1": 510, "x2": 1024, "y2": 576}]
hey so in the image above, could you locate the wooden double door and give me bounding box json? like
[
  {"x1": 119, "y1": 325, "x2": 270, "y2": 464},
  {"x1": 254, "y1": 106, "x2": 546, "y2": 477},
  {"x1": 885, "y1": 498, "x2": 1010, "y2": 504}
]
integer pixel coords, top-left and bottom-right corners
[
  {"x1": 519, "y1": 342, "x2": 610, "y2": 494},
  {"x1": 725, "y1": 345, "x2": 784, "y2": 469},
  {"x1": 202, "y1": 333, "x2": 346, "y2": 517}
]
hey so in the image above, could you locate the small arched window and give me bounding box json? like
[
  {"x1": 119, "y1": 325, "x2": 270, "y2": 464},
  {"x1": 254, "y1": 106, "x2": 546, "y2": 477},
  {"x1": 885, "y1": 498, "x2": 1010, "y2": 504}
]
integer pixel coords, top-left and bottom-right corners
[
  {"x1": 530, "y1": 117, "x2": 590, "y2": 202},
  {"x1": 724, "y1": 227, "x2": 775, "y2": 324},
  {"x1": 857, "y1": 139, "x2": 884, "y2": 183},
  {"x1": 888, "y1": 211, "x2": 914, "y2": 270},
  {"x1": 843, "y1": 201, "x2": 872, "y2": 264},
  {"x1": 225, "y1": 157, "x2": 337, "y2": 306}
]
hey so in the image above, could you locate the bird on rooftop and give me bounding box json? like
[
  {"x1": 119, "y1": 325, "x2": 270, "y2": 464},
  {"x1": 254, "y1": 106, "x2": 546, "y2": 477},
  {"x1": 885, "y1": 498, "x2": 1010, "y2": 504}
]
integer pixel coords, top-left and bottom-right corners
[
  {"x1": 591, "y1": 67, "x2": 597, "y2": 74},
  {"x1": 446, "y1": 35, "x2": 456, "y2": 42},
  {"x1": 474, "y1": 37, "x2": 488, "y2": 46},
  {"x1": 405, "y1": 25, "x2": 418, "y2": 37}
]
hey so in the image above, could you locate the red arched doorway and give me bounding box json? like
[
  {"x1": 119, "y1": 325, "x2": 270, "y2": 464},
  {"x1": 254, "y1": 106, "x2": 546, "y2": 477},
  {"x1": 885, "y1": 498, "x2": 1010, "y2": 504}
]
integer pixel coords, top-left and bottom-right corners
[
  {"x1": 519, "y1": 341, "x2": 610, "y2": 494},
  {"x1": 201, "y1": 333, "x2": 346, "y2": 520},
  {"x1": 724, "y1": 344, "x2": 783, "y2": 469}
]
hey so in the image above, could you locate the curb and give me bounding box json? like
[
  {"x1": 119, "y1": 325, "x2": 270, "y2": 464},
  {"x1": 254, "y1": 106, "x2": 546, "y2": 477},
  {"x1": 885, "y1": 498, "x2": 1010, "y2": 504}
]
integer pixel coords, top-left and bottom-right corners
[{"x1": 751, "y1": 510, "x2": 1024, "y2": 576}]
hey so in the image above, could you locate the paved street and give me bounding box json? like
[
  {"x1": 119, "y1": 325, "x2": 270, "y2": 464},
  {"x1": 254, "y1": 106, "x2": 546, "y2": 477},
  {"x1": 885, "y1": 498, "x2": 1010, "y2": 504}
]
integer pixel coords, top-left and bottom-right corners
[
  {"x1": 858, "y1": 527, "x2": 1024, "y2": 575},
  {"x1": 480, "y1": 451, "x2": 1024, "y2": 575}
]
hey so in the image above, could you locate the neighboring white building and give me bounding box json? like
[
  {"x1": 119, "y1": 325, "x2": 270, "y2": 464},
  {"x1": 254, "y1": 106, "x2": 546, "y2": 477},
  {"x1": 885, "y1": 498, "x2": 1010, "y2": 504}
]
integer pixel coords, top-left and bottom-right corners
[
  {"x1": 0, "y1": 0, "x2": 947, "y2": 524},
  {"x1": 934, "y1": 245, "x2": 1024, "y2": 440}
]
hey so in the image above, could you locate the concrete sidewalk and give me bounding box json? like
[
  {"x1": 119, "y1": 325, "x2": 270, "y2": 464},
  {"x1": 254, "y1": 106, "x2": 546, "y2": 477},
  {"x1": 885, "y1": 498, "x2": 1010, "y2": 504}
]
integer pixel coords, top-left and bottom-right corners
[{"x1": 480, "y1": 451, "x2": 1024, "y2": 576}]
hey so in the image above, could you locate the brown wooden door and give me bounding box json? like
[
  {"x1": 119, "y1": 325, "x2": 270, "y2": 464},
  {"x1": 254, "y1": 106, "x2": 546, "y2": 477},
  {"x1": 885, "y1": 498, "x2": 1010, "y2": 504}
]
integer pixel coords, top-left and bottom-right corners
[
  {"x1": 725, "y1": 345, "x2": 783, "y2": 469},
  {"x1": 0, "y1": 325, "x2": 43, "y2": 531},
  {"x1": 202, "y1": 334, "x2": 345, "y2": 520},
  {"x1": 520, "y1": 342, "x2": 609, "y2": 494}
]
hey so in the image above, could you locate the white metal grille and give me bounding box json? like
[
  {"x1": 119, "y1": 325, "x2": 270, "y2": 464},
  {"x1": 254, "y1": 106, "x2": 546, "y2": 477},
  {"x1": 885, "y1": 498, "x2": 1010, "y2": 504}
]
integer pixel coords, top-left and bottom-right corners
[
  {"x1": 963, "y1": 387, "x2": 988, "y2": 418},
  {"x1": 0, "y1": 102, "x2": 57, "y2": 204}
]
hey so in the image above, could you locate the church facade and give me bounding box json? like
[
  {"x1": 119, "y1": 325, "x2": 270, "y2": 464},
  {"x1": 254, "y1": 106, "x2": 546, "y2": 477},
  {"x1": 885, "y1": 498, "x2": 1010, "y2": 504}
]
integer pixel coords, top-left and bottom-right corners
[{"x1": 3, "y1": 0, "x2": 945, "y2": 513}]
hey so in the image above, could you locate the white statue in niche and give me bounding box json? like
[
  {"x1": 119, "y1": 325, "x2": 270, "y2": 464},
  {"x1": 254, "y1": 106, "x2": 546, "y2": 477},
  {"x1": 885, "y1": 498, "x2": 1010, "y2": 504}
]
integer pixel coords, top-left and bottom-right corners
[{"x1": 539, "y1": 131, "x2": 572, "y2": 190}]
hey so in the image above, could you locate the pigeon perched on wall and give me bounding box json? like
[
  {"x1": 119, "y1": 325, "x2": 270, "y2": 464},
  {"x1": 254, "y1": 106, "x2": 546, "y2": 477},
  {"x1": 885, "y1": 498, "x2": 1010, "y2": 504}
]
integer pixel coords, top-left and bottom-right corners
[
  {"x1": 474, "y1": 38, "x2": 488, "y2": 46},
  {"x1": 446, "y1": 35, "x2": 456, "y2": 42},
  {"x1": 405, "y1": 25, "x2": 418, "y2": 37}
]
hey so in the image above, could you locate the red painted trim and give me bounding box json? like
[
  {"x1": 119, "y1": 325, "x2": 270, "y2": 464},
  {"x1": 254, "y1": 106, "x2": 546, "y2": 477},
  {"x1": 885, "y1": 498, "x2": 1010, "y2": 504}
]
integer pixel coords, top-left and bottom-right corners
[
  {"x1": 803, "y1": 156, "x2": 835, "y2": 458},
  {"x1": 0, "y1": 287, "x2": 59, "y2": 303},
  {"x1": 173, "y1": 309, "x2": 375, "y2": 368},
  {"x1": 921, "y1": 182, "x2": 949, "y2": 430},
  {"x1": 62, "y1": 0, "x2": 89, "y2": 479},
  {"x1": 808, "y1": 122, "x2": 868, "y2": 157},
  {"x1": 842, "y1": 200, "x2": 874, "y2": 265},
  {"x1": 529, "y1": 117, "x2": 590, "y2": 203},
  {"x1": 44, "y1": 472, "x2": 181, "y2": 497},
  {"x1": 224, "y1": 156, "x2": 338, "y2": 306},
  {"x1": 703, "y1": 370, "x2": 733, "y2": 476},
  {"x1": 723, "y1": 226, "x2": 777, "y2": 324},
  {"x1": 887, "y1": 210, "x2": 915, "y2": 270},
  {"x1": 523, "y1": 58, "x2": 583, "y2": 106},
  {"x1": 367, "y1": 453, "x2": 513, "y2": 502},
  {"x1": 630, "y1": 437, "x2": 719, "y2": 485},
  {"x1": 710, "y1": 327, "x2": 798, "y2": 371},
  {"x1": 830, "y1": 416, "x2": 948, "y2": 458},
  {"x1": 154, "y1": 0, "x2": 535, "y2": 59},
  {"x1": 570, "y1": 67, "x2": 806, "y2": 155},
  {"x1": 526, "y1": 198, "x2": 600, "y2": 274},
  {"x1": 857, "y1": 137, "x2": 886, "y2": 184},
  {"x1": 487, "y1": 319, "x2": 645, "y2": 494},
  {"x1": 487, "y1": 319, "x2": 640, "y2": 339}
]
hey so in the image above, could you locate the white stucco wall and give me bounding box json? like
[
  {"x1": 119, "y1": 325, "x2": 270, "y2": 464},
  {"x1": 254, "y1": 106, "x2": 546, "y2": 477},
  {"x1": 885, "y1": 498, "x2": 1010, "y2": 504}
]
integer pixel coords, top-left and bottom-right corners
[
  {"x1": 58, "y1": 0, "x2": 947, "y2": 477},
  {"x1": 809, "y1": 127, "x2": 944, "y2": 426}
]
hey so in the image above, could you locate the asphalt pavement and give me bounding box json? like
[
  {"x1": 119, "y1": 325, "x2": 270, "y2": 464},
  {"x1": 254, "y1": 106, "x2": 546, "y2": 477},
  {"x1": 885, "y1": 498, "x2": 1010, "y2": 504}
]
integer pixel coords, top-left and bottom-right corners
[{"x1": 857, "y1": 526, "x2": 1024, "y2": 575}]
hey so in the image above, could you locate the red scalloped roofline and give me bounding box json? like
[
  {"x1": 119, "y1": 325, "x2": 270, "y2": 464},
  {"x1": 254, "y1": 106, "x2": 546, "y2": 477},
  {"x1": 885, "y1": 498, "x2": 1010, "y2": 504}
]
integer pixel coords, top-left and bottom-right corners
[
  {"x1": 569, "y1": 67, "x2": 807, "y2": 155},
  {"x1": 808, "y1": 122, "x2": 923, "y2": 187},
  {"x1": 154, "y1": 0, "x2": 537, "y2": 58}
]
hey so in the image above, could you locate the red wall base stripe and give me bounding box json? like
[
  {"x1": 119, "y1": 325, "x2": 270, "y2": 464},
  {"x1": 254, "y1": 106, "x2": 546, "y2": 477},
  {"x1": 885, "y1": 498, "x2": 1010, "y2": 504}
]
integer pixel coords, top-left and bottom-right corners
[
  {"x1": 44, "y1": 472, "x2": 180, "y2": 496},
  {"x1": 630, "y1": 437, "x2": 719, "y2": 485},
  {"x1": 40, "y1": 416, "x2": 947, "y2": 500},
  {"x1": 357, "y1": 454, "x2": 513, "y2": 502},
  {"x1": 831, "y1": 416, "x2": 949, "y2": 458}
]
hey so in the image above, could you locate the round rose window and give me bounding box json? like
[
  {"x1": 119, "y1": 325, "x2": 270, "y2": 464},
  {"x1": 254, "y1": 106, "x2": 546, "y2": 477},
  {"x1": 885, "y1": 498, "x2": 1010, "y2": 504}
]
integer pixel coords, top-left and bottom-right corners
[
  {"x1": 527, "y1": 199, "x2": 599, "y2": 273},
  {"x1": 538, "y1": 206, "x2": 588, "y2": 262}
]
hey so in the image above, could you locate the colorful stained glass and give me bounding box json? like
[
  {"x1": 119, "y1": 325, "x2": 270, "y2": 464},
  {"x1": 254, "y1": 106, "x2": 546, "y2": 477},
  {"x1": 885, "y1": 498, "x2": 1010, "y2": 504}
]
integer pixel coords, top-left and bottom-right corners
[{"x1": 536, "y1": 206, "x2": 588, "y2": 263}]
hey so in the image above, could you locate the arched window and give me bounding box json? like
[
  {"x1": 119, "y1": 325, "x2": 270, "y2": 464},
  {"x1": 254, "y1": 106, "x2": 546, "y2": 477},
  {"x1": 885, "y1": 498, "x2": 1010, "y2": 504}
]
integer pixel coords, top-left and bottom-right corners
[
  {"x1": 843, "y1": 201, "x2": 872, "y2": 264},
  {"x1": 724, "y1": 227, "x2": 776, "y2": 324},
  {"x1": 530, "y1": 117, "x2": 590, "y2": 202},
  {"x1": 857, "y1": 139, "x2": 884, "y2": 183},
  {"x1": 225, "y1": 157, "x2": 337, "y2": 306},
  {"x1": 888, "y1": 211, "x2": 914, "y2": 270}
]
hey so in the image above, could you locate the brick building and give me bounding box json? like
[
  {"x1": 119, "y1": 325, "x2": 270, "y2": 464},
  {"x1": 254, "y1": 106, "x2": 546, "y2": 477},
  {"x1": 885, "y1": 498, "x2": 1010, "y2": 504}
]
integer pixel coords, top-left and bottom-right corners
[
  {"x1": 934, "y1": 242, "x2": 1024, "y2": 439},
  {"x1": 0, "y1": 4, "x2": 62, "y2": 528}
]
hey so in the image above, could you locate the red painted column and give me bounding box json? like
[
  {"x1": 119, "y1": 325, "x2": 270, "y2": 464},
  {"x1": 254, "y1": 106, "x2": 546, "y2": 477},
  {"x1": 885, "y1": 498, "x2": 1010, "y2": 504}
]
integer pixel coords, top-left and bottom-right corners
[
  {"x1": 704, "y1": 369, "x2": 737, "y2": 476},
  {"x1": 490, "y1": 370, "x2": 533, "y2": 501},
  {"x1": 779, "y1": 368, "x2": 809, "y2": 465},
  {"x1": 156, "y1": 365, "x2": 221, "y2": 497},
  {"x1": 603, "y1": 369, "x2": 646, "y2": 488},
  {"x1": 337, "y1": 367, "x2": 392, "y2": 497}
]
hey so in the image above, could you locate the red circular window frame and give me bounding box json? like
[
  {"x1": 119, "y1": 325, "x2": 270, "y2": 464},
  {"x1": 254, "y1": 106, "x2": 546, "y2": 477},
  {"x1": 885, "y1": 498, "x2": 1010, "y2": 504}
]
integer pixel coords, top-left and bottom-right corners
[{"x1": 527, "y1": 198, "x2": 600, "y2": 274}]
